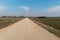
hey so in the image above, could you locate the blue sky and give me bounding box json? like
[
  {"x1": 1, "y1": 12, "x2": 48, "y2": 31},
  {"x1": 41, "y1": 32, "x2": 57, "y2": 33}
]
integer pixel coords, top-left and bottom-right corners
[{"x1": 0, "y1": 0, "x2": 60, "y2": 17}]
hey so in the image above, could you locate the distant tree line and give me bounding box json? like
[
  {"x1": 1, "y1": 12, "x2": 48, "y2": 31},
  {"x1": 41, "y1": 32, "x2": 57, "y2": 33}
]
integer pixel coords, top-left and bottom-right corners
[
  {"x1": 0, "y1": 16, "x2": 24, "y2": 18},
  {"x1": 37, "y1": 16, "x2": 47, "y2": 18}
]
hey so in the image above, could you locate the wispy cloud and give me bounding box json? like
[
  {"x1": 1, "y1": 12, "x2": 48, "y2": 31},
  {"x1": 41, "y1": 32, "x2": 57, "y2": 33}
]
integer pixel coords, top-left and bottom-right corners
[
  {"x1": 45, "y1": 6, "x2": 60, "y2": 12},
  {"x1": 0, "y1": 6, "x2": 8, "y2": 12},
  {"x1": 20, "y1": 6, "x2": 30, "y2": 12}
]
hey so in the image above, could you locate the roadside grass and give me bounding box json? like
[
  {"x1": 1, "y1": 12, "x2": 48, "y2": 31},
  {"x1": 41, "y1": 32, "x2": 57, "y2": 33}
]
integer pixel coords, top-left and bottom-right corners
[
  {"x1": 0, "y1": 18, "x2": 23, "y2": 29},
  {"x1": 31, "y1": 18, "x2": 60, "y2": 37},
  {"x1": 33, "y1": 18, "x2": 60, "y2": 30}
]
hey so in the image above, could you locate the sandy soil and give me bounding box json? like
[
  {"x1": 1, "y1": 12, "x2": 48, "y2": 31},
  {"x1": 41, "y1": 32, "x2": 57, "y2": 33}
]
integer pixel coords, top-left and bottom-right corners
[{"x1": 0, "y1": 18, "x2": 60, "y2": 40}]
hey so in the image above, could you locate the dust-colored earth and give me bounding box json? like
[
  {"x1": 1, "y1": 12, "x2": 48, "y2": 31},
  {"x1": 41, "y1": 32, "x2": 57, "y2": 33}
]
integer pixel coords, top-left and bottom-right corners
[{"x1": 0, "y1": 18, "x2": 60, "y2": 40}]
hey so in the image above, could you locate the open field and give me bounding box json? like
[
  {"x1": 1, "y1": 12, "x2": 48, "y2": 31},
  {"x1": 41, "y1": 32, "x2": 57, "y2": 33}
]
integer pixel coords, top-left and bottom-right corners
[
  {"x1": 31, "y1": 18, "x2": 60, "y2": 37},
  {"x1": 0, "y1": 18, "x2": 22, "y2": 29},
  {"x1": 33, "y1": 18, "x2": 60, "y2": 30}
]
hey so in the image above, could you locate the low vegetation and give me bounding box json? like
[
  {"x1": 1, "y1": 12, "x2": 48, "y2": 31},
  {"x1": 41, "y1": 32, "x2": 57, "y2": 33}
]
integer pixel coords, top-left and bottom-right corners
[
  {"x1": 31, "y1": 18, "x2": 60, "y2": 37},
  {"x1": 33, "y1": 18, "x2": 60, "y2": 30},
  {"x1": 0, "y1": 18, "x2": 22, "y2": 29}
]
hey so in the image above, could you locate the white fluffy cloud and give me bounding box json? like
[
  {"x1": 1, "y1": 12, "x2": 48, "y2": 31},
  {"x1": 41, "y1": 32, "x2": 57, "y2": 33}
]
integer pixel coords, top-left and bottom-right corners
[
  {"x1": 45, "y1": 6, "x2": 60, "y2": 12},
  {"x1": 20, "y1": 6, "x2": 30, "y2": 12}
]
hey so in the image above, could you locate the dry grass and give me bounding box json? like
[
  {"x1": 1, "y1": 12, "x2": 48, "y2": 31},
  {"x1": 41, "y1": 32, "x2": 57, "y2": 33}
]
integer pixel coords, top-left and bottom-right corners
[
  {"x1": 31, "y1": 18, "x2": 60, "y2": 37},
  {"x1": 0, "y1": 18, "x2": 22, "y2": 29},
  {"x1": 33, "y1": 18, "x2": 60, "y2": 30}
]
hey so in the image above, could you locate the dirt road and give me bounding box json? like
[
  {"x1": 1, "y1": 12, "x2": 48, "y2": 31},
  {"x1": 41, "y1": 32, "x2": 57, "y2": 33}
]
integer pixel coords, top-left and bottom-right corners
[{"x1": 0, "y1": 18, "x2": 60, "y2": 40}]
